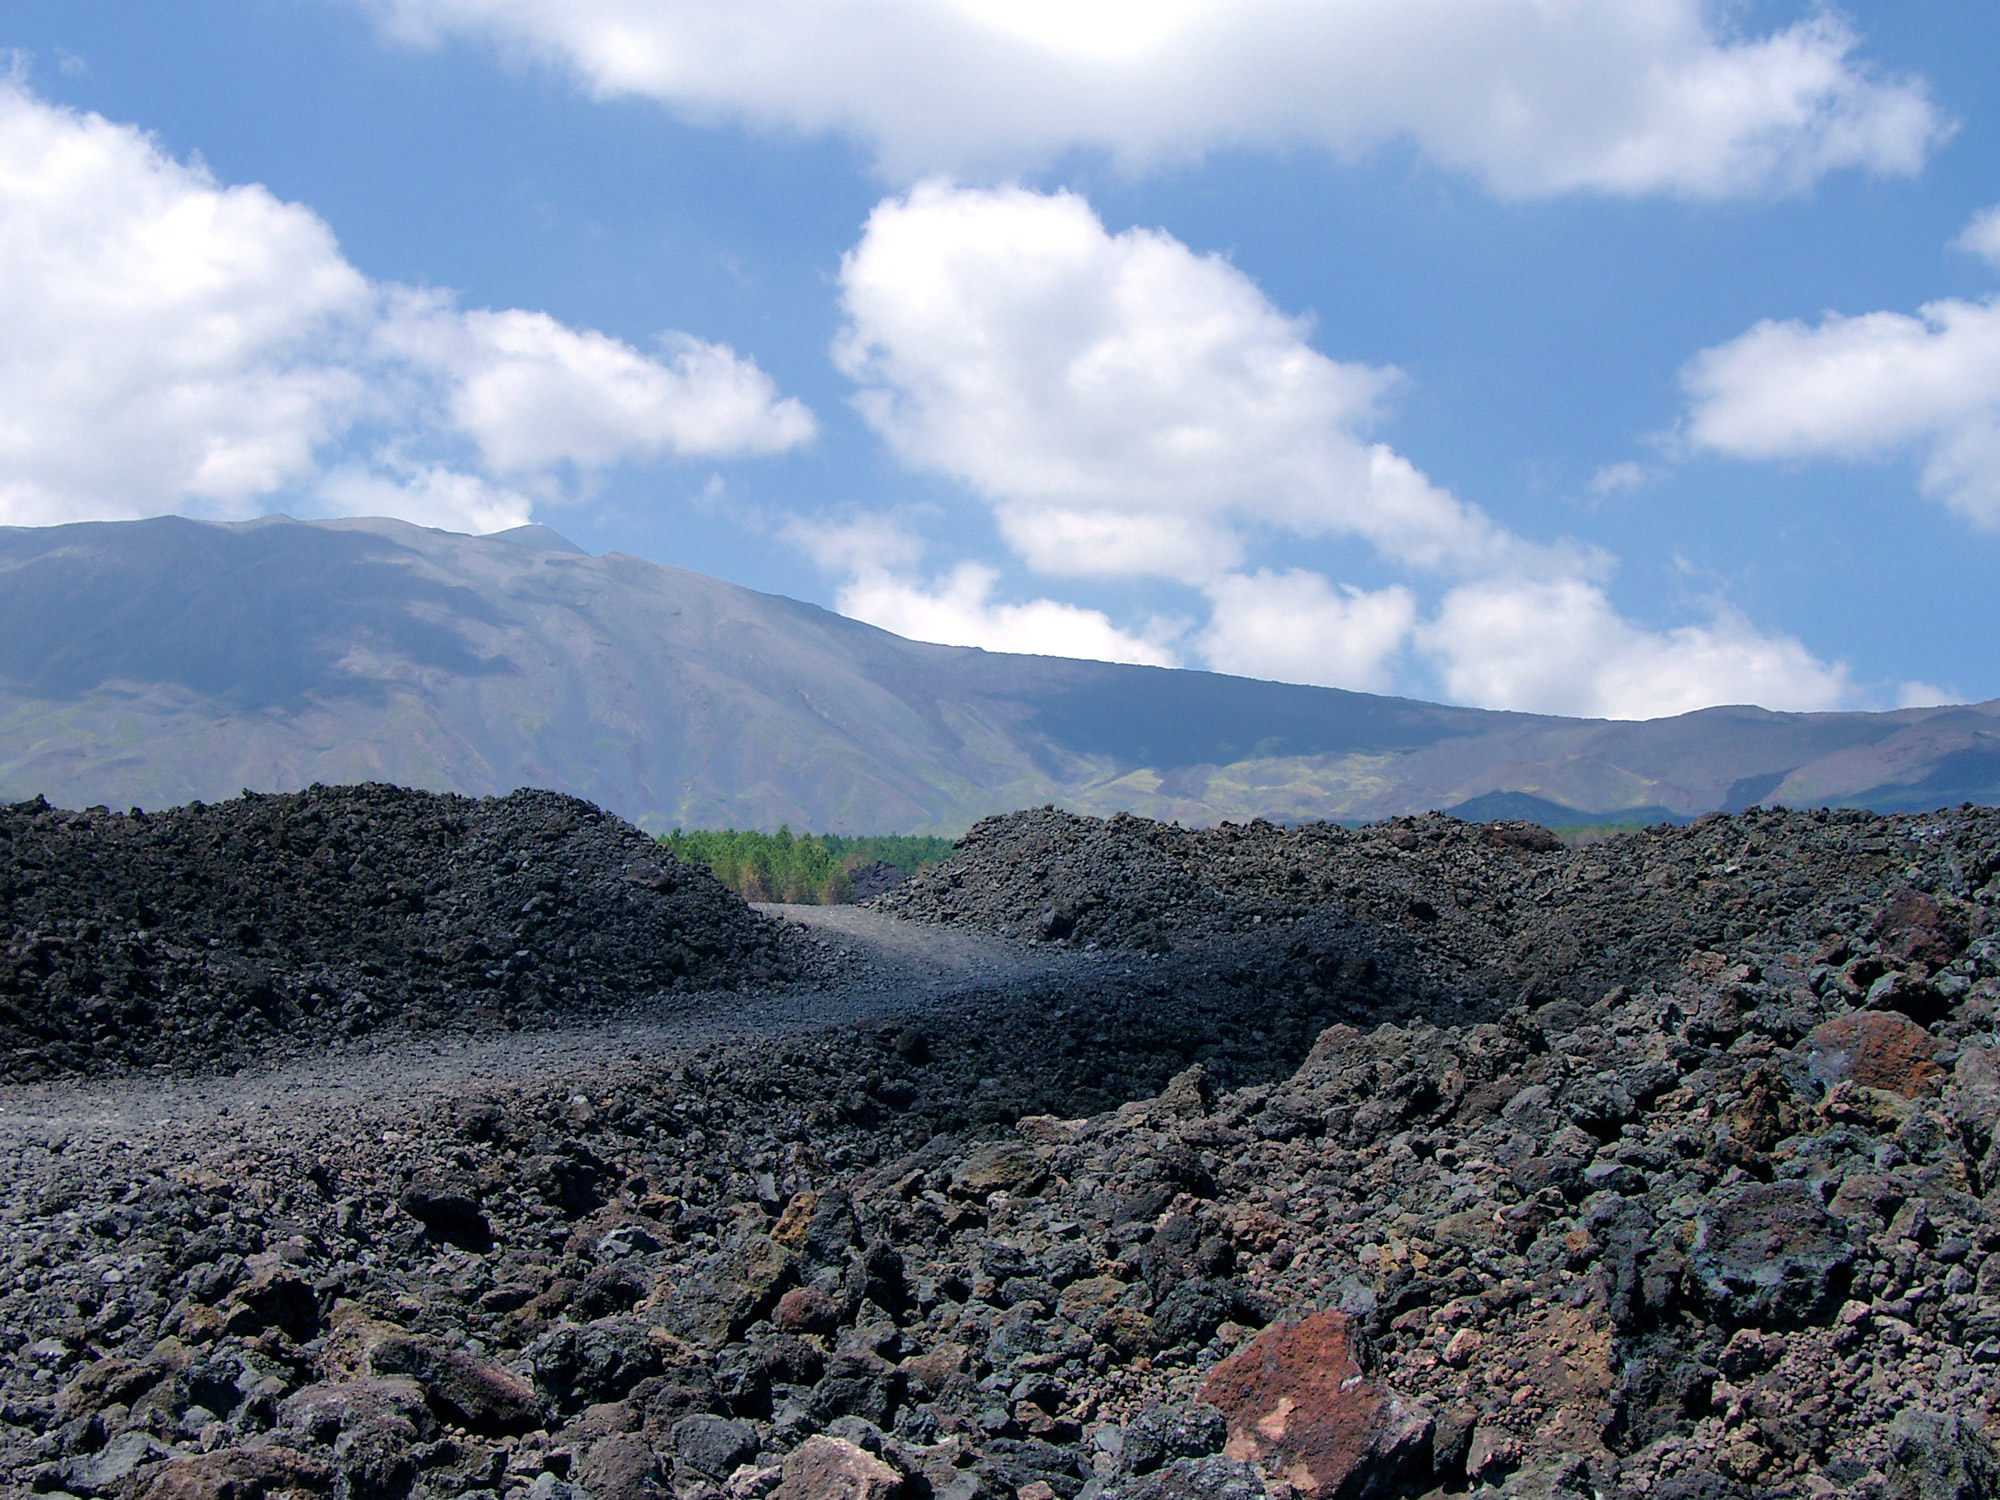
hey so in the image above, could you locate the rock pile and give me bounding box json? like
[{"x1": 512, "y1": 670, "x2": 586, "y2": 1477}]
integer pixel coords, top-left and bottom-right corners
[
  {"x1": 880, "y1": 803, "x2": 2000, "y2": 1010},
  {"x1": 4, "y1": 799, "x2": 2000, "y2": 1500},
  {"x1": 0, "y1": 786, "x2": 799, "y2": 1081}
]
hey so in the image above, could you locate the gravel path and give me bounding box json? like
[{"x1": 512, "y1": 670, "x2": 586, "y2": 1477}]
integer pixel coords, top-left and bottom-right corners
[{"x1": 0, "y1": 904, "x2": 1094, "y2": 1154}]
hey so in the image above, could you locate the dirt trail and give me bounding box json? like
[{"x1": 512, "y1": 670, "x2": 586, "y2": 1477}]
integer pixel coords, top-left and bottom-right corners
[
  {"x1": 756, "y1": 899, "x2": 1088, "y2": 988},
  {"x1": 0, "y1": 904, "x2": 1092, "y2": 1153}
]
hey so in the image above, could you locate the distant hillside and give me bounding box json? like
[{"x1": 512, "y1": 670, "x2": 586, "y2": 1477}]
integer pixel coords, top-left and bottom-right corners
[{"x1": 0, "y1": 515, "x2": 1993, "y2": 830}]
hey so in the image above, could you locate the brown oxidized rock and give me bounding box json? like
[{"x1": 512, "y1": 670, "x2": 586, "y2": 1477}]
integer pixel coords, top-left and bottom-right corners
[
  {"x1": 59, "y1": 1355, "x2": 165, "y2": 1417},
  {"x1": 770, "y1": 1434, "x2": 905, "y2": 1499},
  {"x1": 137, "y1": 1445, "x2": 333, "y2": 1500},
  {"x1": 228, "y1": 1255, "x2": 321, "y2": 1341},
  {"x1": 1805, "y1": 1012, "x2": 1943, "y2": 1100},
  {"x1": 572, "y1": 1432, "x2": 669, "y2": 1500},
  {"x1": 1199, "y1": 1310, "x2": 1432, "y2": 1499},
  {"x1": 367, "y1": 1335, "x2": 542, "y2": 1434},
  {"x1": 651, "y1": 1233, "x2": 795, "y2": 1347},
  {"x1": 949, "y1": 1140, "x2": 1047, "y2": 1201},
  {"x1": 772, "y1": 1284, "x2": 842, "y2": 1335},
  {"x1": 770, "y1": 1190, "x2": 819, "y2": 1248},
  {"x1": 1872, "y1": 890, "x2": 1978, "y2": 972}
]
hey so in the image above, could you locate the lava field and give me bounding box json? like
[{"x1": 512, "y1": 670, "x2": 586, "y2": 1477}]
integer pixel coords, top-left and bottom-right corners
[{"x1": 2, "y1": 795, "x2": 1998, "y2": 1500}]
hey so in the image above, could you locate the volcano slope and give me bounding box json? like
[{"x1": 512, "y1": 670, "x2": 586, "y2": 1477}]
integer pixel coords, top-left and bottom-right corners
[{"x1": 2, "y1": 799, "x2": 2000, "y2": 1500}]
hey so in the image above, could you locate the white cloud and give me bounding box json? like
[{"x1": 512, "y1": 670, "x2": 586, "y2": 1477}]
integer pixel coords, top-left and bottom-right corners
[
  {"x1": 1894, "y1": 681, "x2": 1965, "y2": 710},
  {"x1": 377, "y1": 304, "x2": 814, "y2": 476},
  {"x1": 0, "y1": 82, "x2": 371, "y2": 525},
  {"x1": 1198, "y1": 570, "x2": 1414, "y2": 694},
  {"x1": 782, "y1": 511, "x2": 928, "y2": 579},
  {"x1": 0, "y1": 81, "x2": 811, "y2": 530},
  {"x1": 810, "y1": 180, "x2": 1854, "y2": 711},
  {"x1": 359, "y1": 0, "x2": 1940, "y2": 198},
  {"x1": 1420, "y1": 577, "x2": 1852, "y2": 720},
  {"x1": 1682, "y1": 293, "x2": 2000, "y2": 528},
  {"x1": 838, "y1": 562, "x2": 1177, "y2": 666},
  {"x1": 1589, "y1": 461, "x2": 1648, "y2": 496},
  {"x1": 315, "y1": 463, "x2": 533, "y2": 534},
  {"x1": 835, "y1": 181, "x2": 1507, "y2": 583},
  {"x1": 1954, "y1": 205, "x2": 2000, "y2": 270}
]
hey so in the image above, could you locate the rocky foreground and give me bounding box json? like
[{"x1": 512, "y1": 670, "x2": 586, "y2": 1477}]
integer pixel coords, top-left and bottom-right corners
[{"x1": 3, "y1": 798, "x2": 1999, "y2": 1500}]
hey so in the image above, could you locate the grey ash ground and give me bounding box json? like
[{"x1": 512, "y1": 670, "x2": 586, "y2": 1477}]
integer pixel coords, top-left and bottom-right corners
[{"x1": 3, "y1": 791, "x2": 1999, "y2": 1500}]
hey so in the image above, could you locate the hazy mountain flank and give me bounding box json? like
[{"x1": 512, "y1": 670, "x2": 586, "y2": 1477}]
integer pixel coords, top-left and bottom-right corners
[{"x1": 0, "y1": 515, "x2": 1993, "y2": 831}]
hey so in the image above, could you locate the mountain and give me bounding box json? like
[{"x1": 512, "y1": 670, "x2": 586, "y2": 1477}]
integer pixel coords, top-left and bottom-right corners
[{"x1": 0, "y1": 515, "x2": 1993, "y2": 831}]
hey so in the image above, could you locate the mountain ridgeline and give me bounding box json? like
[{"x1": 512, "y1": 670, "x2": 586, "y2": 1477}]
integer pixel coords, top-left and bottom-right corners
[{"x1": 0, "y1": 514, "x2": 1994, "y2": 831}]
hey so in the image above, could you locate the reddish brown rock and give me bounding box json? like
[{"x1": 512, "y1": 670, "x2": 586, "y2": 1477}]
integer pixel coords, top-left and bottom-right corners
[
  {"x1": 897, "y1": 1341, "x2": 969, "y2": 1399},
  {"x1": 772, "y1": 1285, "x2": 841, "y2": 1335},
  {"x1": 770, "y1": 1190, "x2": 819, "y2": 1249},
  {"x1": 770, "y1": 1435, "x2": 904, "y2": 1499},
  {"x1": 137, "y1": 1446, "x2": 332, "y2": 1500},
  {"x1": 1806, "y1": 1012, "x2": 1942, "y2": 1099},
  {"x1": 1199, "y1": 1310, "x2": 1432, "y2": 1499},
  {"x1": 367, "y1": 1336, "x2": 541, "y2": 1435},
  {"x1": 948, "y1": 1141, "x2": 1047, "y2": 1201},
  {"x1": 228, "y1": 1255, "x2": 321, "y2": 1341},
  {"x1": 572, "y1": 1432, "x2": 667, "y2": 1500},
  {"x1": 1872, "y1": 890, "x2": 1977, "y2": 971}
]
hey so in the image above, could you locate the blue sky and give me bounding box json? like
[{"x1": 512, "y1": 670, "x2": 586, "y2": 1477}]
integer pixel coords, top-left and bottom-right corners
[{"x1": 4, "y1": 1, "x2": 1997, "y2": 718}]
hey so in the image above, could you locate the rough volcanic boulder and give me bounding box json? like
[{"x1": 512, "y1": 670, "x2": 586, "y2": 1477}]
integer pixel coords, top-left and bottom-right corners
[
  {"x1": 1689, "y1": 1181, "x2": 1855, "y2": 1327},
  {"x1": 1806, "y1": 1011, "x2": 1945, "y2": 1099},
  {"x1": 1199, "y1": 1311, "x2": 1433, "y2": 1499},
  {"x1": 770, "y1": 1435, "x2": 904, "y2": 1499}
]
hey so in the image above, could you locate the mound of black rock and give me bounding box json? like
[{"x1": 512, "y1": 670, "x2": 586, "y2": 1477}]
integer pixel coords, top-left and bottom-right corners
[
  {"x1": 0, "y1": 786, "x2": 799, "y2": 1081},
  {"x1": 878, "y1": 803, "x2": 2000, "y2": 1009}
]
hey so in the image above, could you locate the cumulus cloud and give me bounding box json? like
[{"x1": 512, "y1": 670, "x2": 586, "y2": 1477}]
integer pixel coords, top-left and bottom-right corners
[
  {"x1": 1198, "y1": 570, "x2": 1414, "y2": 694},
  {"x1": 1955, "y1": 205, "x2": 2000, "y2": 270},
  {"x1": 1420, "y1": 577, "x2": 1852, "y2": 720},
  {"x1": 784, "y1": 509, "x2": 1178, "y2": 665},
  {"x1": 1682, "y1": 290, "x2": 2000, "y2": 528},
  {"x1": 0, "y1": 81, "x2": 811, "y2": 530},
  {"x1": 836, "y1": 181, "x2": 1507, "y2": 583},
  {"x1": 0, "y1": 82, "x2": 371, "y2": 524},
  {"x1": 1894, "y1": 681, "x2": 1965, "y2": 710},
  {"x1": 359, "y1": 0, "x2": 1940, "y2": 198},
  {"x1": 838, "y1": 562, "x2": 1177, "y2": 666},
  {"x1": 813, "y1": 180, "x2": 1854, "y2": 715},
  {"x1": 378, "y1": 304, "x2": 814, "y2": 477},
  {"x1": 315, "y1": 464, "x2": 534, "y2": 535}
]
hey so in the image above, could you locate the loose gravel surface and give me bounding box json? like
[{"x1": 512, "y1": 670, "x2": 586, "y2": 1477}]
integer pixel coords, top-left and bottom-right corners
[{"x1": 4, "y1": 796, "x2": 2000, "y2": 1500}]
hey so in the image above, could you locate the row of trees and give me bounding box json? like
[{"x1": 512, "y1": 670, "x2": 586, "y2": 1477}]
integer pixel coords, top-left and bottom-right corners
[{"x1": 660, "y1": 827, "x2": 955, "y2": 904}]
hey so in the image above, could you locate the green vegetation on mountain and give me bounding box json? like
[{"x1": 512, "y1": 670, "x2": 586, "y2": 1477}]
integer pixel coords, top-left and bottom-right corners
[{"x1": 661, "y1": 827, "x2": 955, "y2": 903}]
